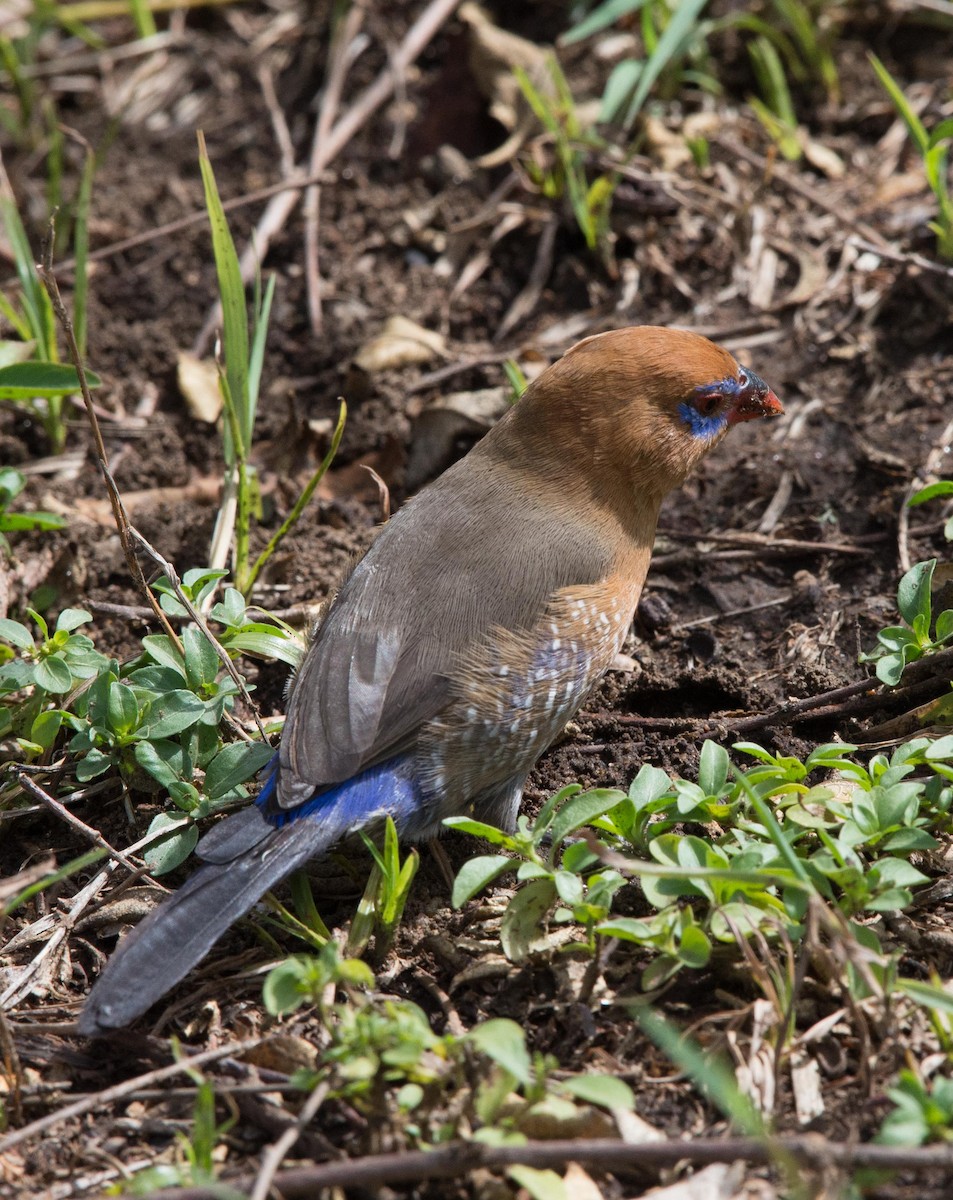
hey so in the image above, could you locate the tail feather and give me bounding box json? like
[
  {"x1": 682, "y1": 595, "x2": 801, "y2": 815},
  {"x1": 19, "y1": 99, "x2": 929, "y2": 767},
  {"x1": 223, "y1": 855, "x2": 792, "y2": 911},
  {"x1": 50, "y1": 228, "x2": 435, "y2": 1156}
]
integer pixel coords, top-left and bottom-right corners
[
  {"x1": 78, "y1": 756, "x2": 426, "y2": 1036},
  {"x1": 78, "y1": 811, "x2": 334, "y2": 1036}
]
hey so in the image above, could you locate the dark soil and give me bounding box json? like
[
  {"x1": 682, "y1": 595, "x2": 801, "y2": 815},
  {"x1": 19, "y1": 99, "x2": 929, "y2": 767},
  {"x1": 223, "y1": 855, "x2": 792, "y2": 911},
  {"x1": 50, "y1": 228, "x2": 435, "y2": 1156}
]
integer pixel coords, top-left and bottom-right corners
[{"x1": 3, "y1": 2, "x2": 953, "y2": 1197}]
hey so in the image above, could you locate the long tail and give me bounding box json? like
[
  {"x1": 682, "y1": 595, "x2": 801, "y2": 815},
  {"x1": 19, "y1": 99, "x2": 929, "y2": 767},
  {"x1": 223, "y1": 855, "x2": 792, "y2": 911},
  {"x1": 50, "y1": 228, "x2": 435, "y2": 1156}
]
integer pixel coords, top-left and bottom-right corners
[{"x1": 78, "y1": 759, "x2": 422, "y2": 1036}]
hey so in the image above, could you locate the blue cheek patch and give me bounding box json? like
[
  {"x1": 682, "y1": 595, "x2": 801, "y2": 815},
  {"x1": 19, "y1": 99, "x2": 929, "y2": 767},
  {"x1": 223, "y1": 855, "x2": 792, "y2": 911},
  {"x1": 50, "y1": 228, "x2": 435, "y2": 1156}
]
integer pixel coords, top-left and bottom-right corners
[{"x1": 677, "y1": 401, "x2": 730, "y2": 441}]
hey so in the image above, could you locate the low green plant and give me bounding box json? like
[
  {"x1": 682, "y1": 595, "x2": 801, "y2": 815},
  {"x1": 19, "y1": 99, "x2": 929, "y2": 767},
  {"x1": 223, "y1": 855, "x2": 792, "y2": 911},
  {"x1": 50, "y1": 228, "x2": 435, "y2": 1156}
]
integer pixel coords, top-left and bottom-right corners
[
  {"x1": 861, "y1": 558, "x2": 953, "y2": 685},
  {"x1": 449, "y1": 737, "x2": 949, "y2": 988},
  {"x1": 870, "y1": 53, "x2": 953, "y2": 260},
  {"x1": 877, "y1": 1068, "x2": 953, "y2": 1146},
  {"x1": 348, "y1": 816, "x2": 420, "y2": 957},
  {"x1": 197, "y1": 136, "x2": 346, "y2": 597},
  {"x1": 747, "y1": 35, "x2": 802, "y2": 161},
  {"x1": 563, "y1": 0, "x2": 716, "y2": 127},
  {"x1": 909, "y1": 479, "x2": 953, "y2": 541},
  {"x1": 0, "y1": 173, "x2": 100, "y2": 452},
  {"x1": 0, "y1": 606, "x2": 108, "y2": 757},
  {"x1": 122, "y1": 1076, "x2": 234, "y2": 1195},
  {"x1": 0, "y1": 467, "x2": 66, "y2": 552},
  {"x1": 515, "y1": 57, "x2": 618, "y2": 268},
  {"x1": 264, "y1": 945, "x2": 633, "y2": 1144},
  {"x1": 0, "y1": 572, "x2": 302, "y2": 870}
]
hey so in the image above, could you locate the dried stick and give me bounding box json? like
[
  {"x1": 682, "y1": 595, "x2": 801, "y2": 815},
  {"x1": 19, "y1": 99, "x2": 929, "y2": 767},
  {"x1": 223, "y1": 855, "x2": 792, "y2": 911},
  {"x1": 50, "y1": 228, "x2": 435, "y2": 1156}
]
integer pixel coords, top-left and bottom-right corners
[
  {"x1": 122, "y1": 1133, "x2": 953, "y2": 1198},
  {"x1": 304, "y1": 1, "x2": 367, "y2": 336},
  {"x1": 249, "y1": 1081, "x2": 330, "y2": 1200},
  {"x1": 12, "y1": 772, "x2": 139, "y2": 875}
]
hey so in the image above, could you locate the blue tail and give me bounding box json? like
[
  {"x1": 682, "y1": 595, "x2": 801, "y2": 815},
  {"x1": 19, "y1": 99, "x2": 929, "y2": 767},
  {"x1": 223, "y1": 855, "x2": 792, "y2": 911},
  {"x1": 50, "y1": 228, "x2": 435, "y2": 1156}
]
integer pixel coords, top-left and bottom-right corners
[{"x1": 79, "y1": 756, "x2": 424, "y2": 1036}]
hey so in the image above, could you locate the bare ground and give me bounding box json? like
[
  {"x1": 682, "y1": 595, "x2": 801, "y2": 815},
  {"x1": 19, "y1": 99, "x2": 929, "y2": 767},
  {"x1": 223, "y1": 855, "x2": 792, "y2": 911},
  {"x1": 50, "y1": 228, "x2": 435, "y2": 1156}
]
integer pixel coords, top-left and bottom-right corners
[{"x1": 3, "y1": 1, "x2": 953, "y2": 1196}]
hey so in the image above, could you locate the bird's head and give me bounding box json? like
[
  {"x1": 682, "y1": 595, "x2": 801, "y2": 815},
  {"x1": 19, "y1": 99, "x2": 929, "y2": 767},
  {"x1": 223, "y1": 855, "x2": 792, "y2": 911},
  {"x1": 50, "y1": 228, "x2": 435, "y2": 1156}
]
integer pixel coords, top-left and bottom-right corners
[{"x1": 500, "y1": 326, "x2": 783, "y2": 514}]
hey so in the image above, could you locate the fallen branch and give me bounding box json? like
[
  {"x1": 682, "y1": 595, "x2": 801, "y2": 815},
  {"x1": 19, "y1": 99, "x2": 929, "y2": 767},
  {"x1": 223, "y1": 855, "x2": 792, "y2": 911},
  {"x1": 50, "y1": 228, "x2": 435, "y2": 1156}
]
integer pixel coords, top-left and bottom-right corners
[{"x1": 135, "y1": 1133, "x2": 953, "y2": 1199}]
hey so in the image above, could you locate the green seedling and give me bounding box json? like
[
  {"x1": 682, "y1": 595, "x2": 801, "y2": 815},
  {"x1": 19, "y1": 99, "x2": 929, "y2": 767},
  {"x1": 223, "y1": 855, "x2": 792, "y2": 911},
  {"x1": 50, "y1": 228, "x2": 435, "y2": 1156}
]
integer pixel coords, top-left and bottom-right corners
[
  {"x1": 198, "y1": 135, "x2": 346, "y2": 597},
  {"x1": 515, "y1": 57, "x2": 618, "y2": 269},
  {"x1": 0, "y1": 607, "x2": 107, "y2": 758},
  {"x1": 124, "y1": 1076, "x2": 234, "y2": 1194},
  {"x1": 0, "y1": 170, "x2": 100, "y2": 451},
  {"x1": 747, "y1": 36, "x2": 802, "y2": 161},
  {"x1": 564, "y1": 0, "x2": 716, "y2": 128},
  {"x1": 0, "y1": 467, "x2": 66, "y2": 553},
  {"x1": 870, "y1": 54, "x2": 953, "y2": 260},
  {"x1": 909, "y1": 480, "x2": 953, "y2": 541},
  {"x1": 263, "y1": 940, "x2": 374, "y2": 1019},
  {"x1": 861, "y1": 558, "x2": 953, "y2": 685},
  {"x1": 877, "y1": 1067, "x2": 953, "y2": 1147},
  {"x1": 349, "y1": 816, "x2": 420, "y2": 958}
]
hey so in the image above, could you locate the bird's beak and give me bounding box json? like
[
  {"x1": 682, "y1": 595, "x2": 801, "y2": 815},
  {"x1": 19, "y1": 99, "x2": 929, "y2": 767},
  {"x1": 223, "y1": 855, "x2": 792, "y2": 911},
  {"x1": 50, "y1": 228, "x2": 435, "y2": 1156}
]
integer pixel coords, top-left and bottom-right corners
[{"x1": 728, "y1": 372, "x2": 784, "y2": 425}]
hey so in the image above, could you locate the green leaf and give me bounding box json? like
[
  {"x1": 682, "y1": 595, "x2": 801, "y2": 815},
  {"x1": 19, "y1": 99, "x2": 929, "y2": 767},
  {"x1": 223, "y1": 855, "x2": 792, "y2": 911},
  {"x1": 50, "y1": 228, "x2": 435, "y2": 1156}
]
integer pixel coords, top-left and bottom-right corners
[
  {"x1": 678, "y1": 922, "x2": 712, "y2": 967},
  {"x1": 55, "y1": 608, "x2": 92, "y2": 633},
  {"x1": 897, "y1": 559, "x2": 935, "y2": 629},
  {"x1": 561, "y1": 0, "x2": 649, "y2": 45},
  {"x1": 623, "y1": 0, "x2": 710, "y2": 127},
  {"x1": 628, "y1": 763, "x2": 672, "y2": 807},
  {"x1": 142, "y1": 690, "x2": 206, "y2": 738},
  {"x1": 226, "y1": 628, "x2": 303, "y2": 666},
  {"x1": 34, "y1": 655, "x2": 73, "y2": 693},
  {"x1": 0, "y1": 510, "x2": 67, "y2": 535},
  {"x1": 443, "y1": 815, "x2": 517, "y2": 847},
  {"x1": 698, "y1": 739, "x2": 729, "y2": 795},
  {"x1": 506, "y1": 1166, "x2": 566, "y2": 1200},
  {"x1": 262, "y1": 958, "x2": 310, "y2": 1015},
  {"x1": 182, "y1": 624, "x2": 220, "y2": 691},
  {"x1": 107, "y1": 680, "x2": 140, "y2": 735},
  {"x1": 141, "y1": 634, "x2": 187, "y2": 677},
  {"x1": 501, "y1": 877, "x2": 555, "y2": 961},
  {"x1": 468, "y1": 1018, "x2": 533, "y2": 1086},
  {"x1": 76, "y1": 747, "x2": 113, "y2": 781},
  {"x1": 562, "y1": 1074, "x2": 635, "y2": 1110},
  {"x1": 0, "y1": 361, "x2": 101, "y2": 399},
  {"x1": 869, "y1": 54, "x2": 930, "y2": 156},
  {"x1": 547, "y1": 787, "x2": 627, "y2": 849},
  {"x1": 198, "y1": 133, "x2": 250, "y2": 456},
  {"x1": 451, "y1": 854, "x2": 515, "y2": 907},
  {"x1": 909, "y1": 481, "x2": 953, "y2": 505},
  {"x1": 0, "y1": 618, "x2": 34, "y2": 649},
  {"x1": 135, "y1": 738, "x2": 190, "y2": 791},
  {"x1": 143, "y1": 813, "x2": 198, "y2": 874},
  {"x1": 203, "y1": 740, "x2": 274, "y2": 799}
]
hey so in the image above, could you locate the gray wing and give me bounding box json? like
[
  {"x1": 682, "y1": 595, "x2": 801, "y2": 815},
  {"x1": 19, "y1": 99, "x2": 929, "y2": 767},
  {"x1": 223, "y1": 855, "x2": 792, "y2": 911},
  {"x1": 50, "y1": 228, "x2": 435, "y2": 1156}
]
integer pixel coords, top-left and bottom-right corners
[{"x1": 276, "y1": 455, "x2": 613, "y2": 809}]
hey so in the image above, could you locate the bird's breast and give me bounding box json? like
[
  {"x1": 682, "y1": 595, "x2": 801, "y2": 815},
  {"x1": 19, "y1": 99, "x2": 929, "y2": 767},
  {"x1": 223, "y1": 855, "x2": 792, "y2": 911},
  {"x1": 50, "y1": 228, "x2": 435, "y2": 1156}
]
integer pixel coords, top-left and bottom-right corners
[{"x1": 418, "y1": 571, "x2": 644, "y2": 808}]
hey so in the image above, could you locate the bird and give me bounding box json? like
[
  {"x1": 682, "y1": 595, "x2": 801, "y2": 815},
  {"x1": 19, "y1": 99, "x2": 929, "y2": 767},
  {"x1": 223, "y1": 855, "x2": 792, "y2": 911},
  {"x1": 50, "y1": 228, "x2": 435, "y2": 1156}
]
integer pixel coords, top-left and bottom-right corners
[{"x1": 78, "y1": 325, "x2": 783, "y2": 1036}]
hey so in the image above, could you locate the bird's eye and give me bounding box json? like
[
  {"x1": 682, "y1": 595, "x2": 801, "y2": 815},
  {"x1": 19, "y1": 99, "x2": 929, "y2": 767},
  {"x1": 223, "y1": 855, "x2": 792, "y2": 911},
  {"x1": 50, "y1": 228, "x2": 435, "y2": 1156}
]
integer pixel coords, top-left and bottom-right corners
[
  {"x1": 695, "y1": 393, "x2": 721, "y2": 416},
  {"x1": 738, "y1": 370, "x2": 750, "y2": 389}
]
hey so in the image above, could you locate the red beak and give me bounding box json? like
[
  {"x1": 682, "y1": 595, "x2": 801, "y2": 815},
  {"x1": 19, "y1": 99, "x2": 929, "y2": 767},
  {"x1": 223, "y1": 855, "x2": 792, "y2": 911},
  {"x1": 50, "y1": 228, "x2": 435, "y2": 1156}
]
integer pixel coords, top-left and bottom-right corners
[{"x1": 727, "y1": 387, "x2": 784, "y2": 425}]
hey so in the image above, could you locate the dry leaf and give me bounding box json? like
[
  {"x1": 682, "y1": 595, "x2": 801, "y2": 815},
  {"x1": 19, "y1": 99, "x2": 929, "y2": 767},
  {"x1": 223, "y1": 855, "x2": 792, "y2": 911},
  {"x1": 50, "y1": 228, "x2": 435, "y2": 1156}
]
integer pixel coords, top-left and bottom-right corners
[
  {"x1": 177, "y1": 351, "x2": 222, "y2": 423},
  {"x1": 563, "y1": 1162, "x2": 606, "y2": 1200},
  {"x1": 802, "y1": 137, "x2": 845, "y2": 180},
  {"x1": 352, "y1": 316, "x2": 447, "y2": 373},
  {"x1": 643, "y1": 1162, "x2": 748, "y2": 1199}
]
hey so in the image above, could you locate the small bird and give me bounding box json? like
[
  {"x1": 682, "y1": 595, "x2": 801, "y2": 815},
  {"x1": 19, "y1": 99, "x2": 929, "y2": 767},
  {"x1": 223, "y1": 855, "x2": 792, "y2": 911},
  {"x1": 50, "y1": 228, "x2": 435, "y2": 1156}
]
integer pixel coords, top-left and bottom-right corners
[{"x1": 79, "y1": 326, "x2": 782, "y2": 1035}]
